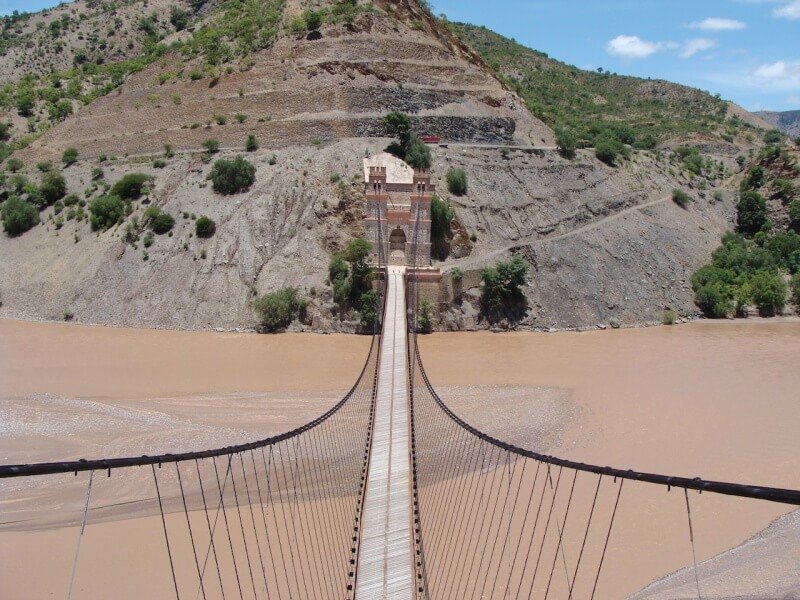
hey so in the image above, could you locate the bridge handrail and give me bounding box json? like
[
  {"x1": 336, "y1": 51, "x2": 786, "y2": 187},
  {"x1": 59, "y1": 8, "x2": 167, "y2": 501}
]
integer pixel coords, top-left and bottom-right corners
[
  {"x1": 0, "y1": 332, "x2": 378, "y2": 479},
  {"x1": 411, "y1": 339, "x2": 800, "y2": 506}
]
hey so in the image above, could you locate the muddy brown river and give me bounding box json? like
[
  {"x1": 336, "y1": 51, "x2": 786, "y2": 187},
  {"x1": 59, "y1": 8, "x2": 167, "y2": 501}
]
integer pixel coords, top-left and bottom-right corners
[{"x1": 1, "y1": 318, "x2": 799, "y2": 598}]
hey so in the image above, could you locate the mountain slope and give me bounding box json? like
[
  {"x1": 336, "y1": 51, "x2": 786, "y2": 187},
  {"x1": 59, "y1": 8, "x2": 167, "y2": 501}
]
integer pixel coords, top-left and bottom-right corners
[
  {"x1": 451, "y1": 23, "x2": 770, "y2": 148},
  {"x1": 0, "y1": 0, "x2": 773, "y2": 332},
  {"x1": 757, "y1": 109, "x2": 800, "y2": 138}
]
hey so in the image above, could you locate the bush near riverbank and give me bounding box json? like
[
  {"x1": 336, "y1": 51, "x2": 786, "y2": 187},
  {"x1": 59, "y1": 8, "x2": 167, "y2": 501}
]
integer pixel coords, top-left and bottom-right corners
[{"x1": 692, "y1": 138, "x2": 799, "y2": 318}]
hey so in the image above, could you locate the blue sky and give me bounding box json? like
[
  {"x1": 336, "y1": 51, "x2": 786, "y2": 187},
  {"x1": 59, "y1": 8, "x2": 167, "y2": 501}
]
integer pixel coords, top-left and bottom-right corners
[
  {"x1": 1, "y1": 0, "x2": 797, "y2": 111},
  {"x1": 432, "y1": 0, "x2": 799, "y2": 112}
]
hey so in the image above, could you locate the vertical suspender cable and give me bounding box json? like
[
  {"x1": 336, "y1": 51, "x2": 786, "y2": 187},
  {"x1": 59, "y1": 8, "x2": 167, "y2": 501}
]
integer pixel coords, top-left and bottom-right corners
[
  {"x1": 152, "y1": 464, "x2": 181, "y2": 600},
  {"x1": 66, "y1": 470, "x2": 94, "y2": 600},
  {"x1": 685, "y1": 488, "x2": 703, "y2": 599}
]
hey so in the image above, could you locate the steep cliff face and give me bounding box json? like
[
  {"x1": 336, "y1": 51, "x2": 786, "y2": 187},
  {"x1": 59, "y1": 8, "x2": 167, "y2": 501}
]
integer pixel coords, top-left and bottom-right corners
[{"x1": 0, "y1": 0, "x2": 772, "y2": 332}]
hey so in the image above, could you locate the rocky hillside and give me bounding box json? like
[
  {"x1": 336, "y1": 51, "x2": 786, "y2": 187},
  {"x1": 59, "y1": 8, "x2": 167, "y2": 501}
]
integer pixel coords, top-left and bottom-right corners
[
  {"x1": 452, "y1": 23, "x2": 772, "y2": 148},
  {"x1": 0, "y1": 0, "x2": 778, "y2": 332},
  {"x1": 10, "y1": 0, "x2": 548, "y2": 165},
  {"x1": 757, "y1": 109, "x2": 800, "y2": 138}
]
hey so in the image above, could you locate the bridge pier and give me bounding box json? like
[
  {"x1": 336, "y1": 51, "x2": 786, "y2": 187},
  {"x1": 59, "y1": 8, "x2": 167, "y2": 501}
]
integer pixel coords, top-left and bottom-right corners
[{"x1": 355, "y1": 266, "x2": 414, "y2": 599}]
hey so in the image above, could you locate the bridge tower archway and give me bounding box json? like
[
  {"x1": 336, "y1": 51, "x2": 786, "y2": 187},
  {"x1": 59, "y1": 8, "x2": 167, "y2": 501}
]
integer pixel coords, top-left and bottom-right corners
[{"x1": 389, "y1": 226, "x2": 407, "y2": 265}]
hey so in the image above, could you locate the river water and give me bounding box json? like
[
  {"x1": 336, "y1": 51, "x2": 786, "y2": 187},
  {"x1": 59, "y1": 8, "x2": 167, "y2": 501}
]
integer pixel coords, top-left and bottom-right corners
[{"x1": 1, "y1": 318, "x2": 799, "y2": 598}]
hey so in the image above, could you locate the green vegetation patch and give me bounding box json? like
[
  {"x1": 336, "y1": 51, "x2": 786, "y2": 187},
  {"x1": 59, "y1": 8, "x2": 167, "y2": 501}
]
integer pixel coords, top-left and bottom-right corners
[
  {"x1": 1, "y1": 196, "x2": 39, "y2": 236},
  {"x1": 111, "y1": 173, "x2": 151, "y2": 200},
  {"x1": 210, "y1": 156, "x2": 256, "y2": 194},
  {"x1": 451, "y1": 23, "x2": 741, "y2": 148},
  {"x1": 89, "y1": 194, "x2": 125, "y2": 231},
  {"x1": 254, "y1": 287, "x2": 306, "y2": 332}
]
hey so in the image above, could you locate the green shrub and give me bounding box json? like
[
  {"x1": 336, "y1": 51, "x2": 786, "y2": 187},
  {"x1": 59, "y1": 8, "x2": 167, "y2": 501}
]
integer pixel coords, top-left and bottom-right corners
[
  {"x1": 344, "y1": 237, "x2": 372, "y2": 296},
  {"x1": 748, "y1": 270, "x2": 786, "y2": 316},
  {"x1": 446, "y1": 168, "x2": 468, "y2": 196},
  {"x1": 6, "y1": 157, "x2": 22, "y2": 172},
  {"x1": 245, "y1": 134, "x2": 259, "y2": 152},
  {"x1": 153, "y1": 159, "x2": 167, "y2": 168},
  {"x1": 1, "y1": 196, "x2": 39, "y2": 236},
  {"x1": 384, "y1": 111, "x2": 411, "y2": 151},
  {"x1": 40, "y1": 171, "x2": 67, "y2": 206},
  {"x1": 47, "y1": 98, "x2": 72, "y2": 122},
  {"x1": 196, "y1": 215, "x2": 216, "y2": 238},
  {"x1": 451, "y1": 267, "x2": 463, "y2": 281},
  {"x1": 764, "y1": 129, "x2": 783, "y2": 144},
  {"x1": 203, "y1": 139, "x2": 220, "y2": 155},
  {"x1": 359, "y1": 289, "x2": 379, "y2": 330},
  {"x1": 789, "y1": 199, "x2": 800, "y2": 231},
  {"x1": 773, "y1": 178, "x2": 795, "y2": 201},
  {"x1": 89, "y1": 195, "x2": 125, "y2": 231},
  {"x1": 672, "y1": 189, "x2": 691, "y2": 209},
  {"x1": 330, "y1": 238, "x2": 373, "y2": 311},
  {"x1": 764, "y1": 232, "x2": 800, "y2": 272},
  {"x1": 417, "y1": 298, "x2": 433, "y2": 332},
  {"x1": 595, "y1": 138, "x2": 621, "y2": 166},
  {"x1": 404, "y1": 134, "x2": 432, "y2": 169},
  {"x1": 694, "y1": 281, "x2": 734, "y2": 318},
  {"x1": 214, "y1": 114, "x2": 227, "y2": 126},
  {"x1": 329, "y1": 252, "x2": 348, "y2": 283},
  {"x1": 144, "y1": 206, "x2": 175, "y2": 234},
  {"x1": 791, "y1": 274, "x2": 800, "y2": 303},
  {"x1": 741, "y1": 166, "x2": 765, "y2": 191},
  {"x1": 430, "y1": 194, "x2": 454, "y2": 259},
  {"x1": 736, "y1": 190, "x2": 767, "y2": 237},
  {"x1": 304, "y1": 9, "x2": 322, "y2": 31},
  {"x1": 16, "y1": 87, "x2": 35, "y2": 116},
  {"x1": 62, "y1": 147, "x2": 78, "y2": 167},
  {"x1": 111, "y1": 173, "x2": 151, "y2": 200},
  {"x1": 254, "y1": 287, "x2": 306, "y2": 332},
  {"x1": 169, "y1": 6, "x2": 189, "y2": 30},
  {"x1": 555, "y1": 125, "x2": 577, "y2": 158},
  {"x1": 210, "y1": 156, "x2": 256, "y2": 194},
  {"x1": 289, "y1": 15, "x2": 307, "y2": 33},
  {"x1": 481, "y1": 255, "x2": 529, "y2": 313},
  {"x1": 37, "y1": 161, "x2": 53, "y2": 173},
  {"x1": 662, "y1": 309, "x2": 677, "y2": 325}
]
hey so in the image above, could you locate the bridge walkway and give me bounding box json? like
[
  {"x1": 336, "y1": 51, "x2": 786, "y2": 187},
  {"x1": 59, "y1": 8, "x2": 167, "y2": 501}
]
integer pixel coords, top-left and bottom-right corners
[{"x1": 355, "y1": 266, "x2": 414, "y2": 599}]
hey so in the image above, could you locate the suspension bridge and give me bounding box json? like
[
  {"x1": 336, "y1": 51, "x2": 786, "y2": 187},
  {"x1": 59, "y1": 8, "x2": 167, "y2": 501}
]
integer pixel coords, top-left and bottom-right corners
[{"x1": 2, "y1": 213, "x2": 800, "y2": 599}]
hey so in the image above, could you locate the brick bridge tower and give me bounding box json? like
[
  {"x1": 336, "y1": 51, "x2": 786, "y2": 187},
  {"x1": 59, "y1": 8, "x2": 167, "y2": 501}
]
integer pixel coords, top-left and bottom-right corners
[{"x1": 364, "y1": 153, "x2": 433, "y2": 267}]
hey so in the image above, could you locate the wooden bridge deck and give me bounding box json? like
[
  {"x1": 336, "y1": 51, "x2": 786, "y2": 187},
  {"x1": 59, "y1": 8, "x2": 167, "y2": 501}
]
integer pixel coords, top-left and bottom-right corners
[{"x1": 355, "y1": 267, "x2": 414, "y2": 599}]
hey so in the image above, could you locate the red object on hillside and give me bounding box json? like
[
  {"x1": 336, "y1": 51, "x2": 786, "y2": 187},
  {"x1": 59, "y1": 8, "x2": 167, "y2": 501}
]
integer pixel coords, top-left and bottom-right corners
[{"x1": 420, "y1": 135, "x2": 441, "y2": 144}]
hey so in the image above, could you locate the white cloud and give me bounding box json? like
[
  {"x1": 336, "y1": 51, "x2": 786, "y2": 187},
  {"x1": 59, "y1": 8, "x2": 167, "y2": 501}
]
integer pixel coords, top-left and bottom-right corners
[
  {"x1": 755, "y1": 60, "x2": 790, "y2": 78},
  {"x1": 606, "y1": 35, "x2": 664, "y2": 59},
  {"x1": 786, "y1": 95, "x2": 800, "y2": 104},
  {"x1": 681, "y1": 38, "x2": 717, "y2": 58},
  {"x1": 688, "y1": 17, "x2": 747, "y2": 30},
  {"x1": 774, "y1": 0, "x2": 800, "y2": 19},
  {"x1": 751, "y1": 60, "x2": 800, "y2": 89}
]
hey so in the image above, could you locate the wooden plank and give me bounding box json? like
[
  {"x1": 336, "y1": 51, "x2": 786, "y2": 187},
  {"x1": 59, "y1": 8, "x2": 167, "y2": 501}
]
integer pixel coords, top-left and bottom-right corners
[{"x1": 355, "y1": 267, "x2": 413, "y2": 599}]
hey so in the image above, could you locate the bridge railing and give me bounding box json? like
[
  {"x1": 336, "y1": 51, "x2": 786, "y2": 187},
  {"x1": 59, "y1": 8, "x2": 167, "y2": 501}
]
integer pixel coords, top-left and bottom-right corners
[{"x1": 404, "y1": 203, "x2": 800, "y2": 599}]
